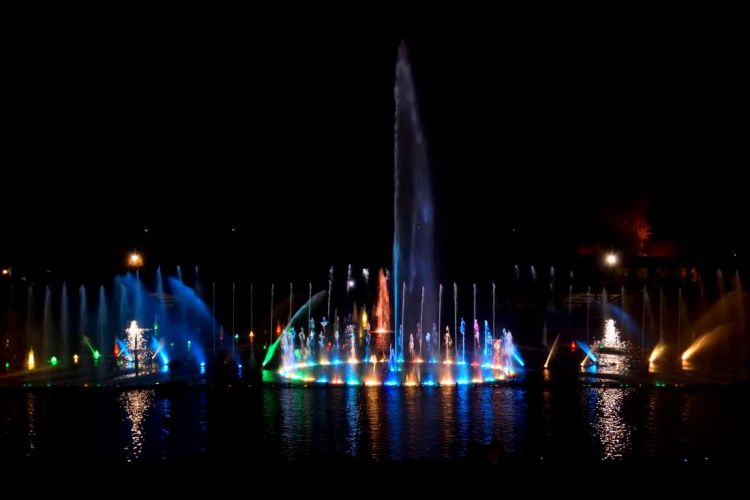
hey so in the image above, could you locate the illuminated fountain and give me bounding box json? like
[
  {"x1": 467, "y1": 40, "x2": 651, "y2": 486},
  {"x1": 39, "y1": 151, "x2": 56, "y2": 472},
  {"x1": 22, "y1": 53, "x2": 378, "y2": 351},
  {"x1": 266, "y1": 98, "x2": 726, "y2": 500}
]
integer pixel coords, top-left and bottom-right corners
[
  {"x1": 1, "y1": 264, "x2": 216, "y2": 385},
  {"x1": 373, "y1": 269, "x2": 391, "y2": 336},
  {"x1": 271, "y1": 271, "x2": 524, "y2": 386},
  {"x1": 681, "y1": 330, "x2": 723, "y2": 370},
  {"x1": 27, "y1": 349, "x2": 35, "y2": 370},
  {"x1": 581, "y1": 318, "x2": 638, "y2": 375},
  {"x1": 393, "y1": 41, "x2": 437, "y2": 365},
  {"x1": 544, "y1": 333, "x2": 560, "y2": 369},
  {"x1": 124, "y1": 320, "x2": 148, "y2": 375}
]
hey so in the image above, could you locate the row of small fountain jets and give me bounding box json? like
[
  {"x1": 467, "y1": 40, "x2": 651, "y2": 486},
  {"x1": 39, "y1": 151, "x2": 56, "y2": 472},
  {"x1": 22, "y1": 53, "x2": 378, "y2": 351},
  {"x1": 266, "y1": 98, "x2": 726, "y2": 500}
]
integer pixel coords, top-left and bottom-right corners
[{"x1": 277, "y1": 314, "x2": 524, "y2": 386}]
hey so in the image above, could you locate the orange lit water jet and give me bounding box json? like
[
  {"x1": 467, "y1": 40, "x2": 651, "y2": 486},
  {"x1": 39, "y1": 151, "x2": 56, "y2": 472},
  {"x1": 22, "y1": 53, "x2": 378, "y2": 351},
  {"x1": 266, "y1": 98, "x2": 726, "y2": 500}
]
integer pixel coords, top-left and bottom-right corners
[
  {"x1": 374, "y1": 269, "x2": 391, "y2": 333},
  {"x1": 649, "y1": 344, "x2": 665, "y2": 363}
]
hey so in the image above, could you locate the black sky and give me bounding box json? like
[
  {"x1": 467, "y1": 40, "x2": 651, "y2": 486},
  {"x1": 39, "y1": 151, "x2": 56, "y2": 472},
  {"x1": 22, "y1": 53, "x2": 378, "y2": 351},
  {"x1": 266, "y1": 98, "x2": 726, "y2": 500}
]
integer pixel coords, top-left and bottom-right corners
[{"x1": 2, "y1": 11, "x2": 746, "y2": 284}]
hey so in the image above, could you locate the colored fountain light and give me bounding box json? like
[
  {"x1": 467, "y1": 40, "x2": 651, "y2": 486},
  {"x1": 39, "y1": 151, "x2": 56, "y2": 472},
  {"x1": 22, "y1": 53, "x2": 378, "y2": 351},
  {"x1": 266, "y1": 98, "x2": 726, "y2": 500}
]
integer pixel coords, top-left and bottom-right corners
[
  {"x1": 544, "y1": 334, "x2": 560, "y2": 369},
  {"x1": 649, "y1": 344, "x2": 665, "y2": 363},
  {"x1": 250, "y1": 43, "x2": 524, "y2": 388},
  {"x1": 1, "y1": 265, "x2": 216, "y2": 383},
  {"x1": 373, "y1": 269, "x2": 391, "y2": 333},
  {"x1": 271, "y1": 275, "x2": 524, "y2": 387},
  {"x1": 577, "y1": 340, "x2": 598, "y2": 366}
]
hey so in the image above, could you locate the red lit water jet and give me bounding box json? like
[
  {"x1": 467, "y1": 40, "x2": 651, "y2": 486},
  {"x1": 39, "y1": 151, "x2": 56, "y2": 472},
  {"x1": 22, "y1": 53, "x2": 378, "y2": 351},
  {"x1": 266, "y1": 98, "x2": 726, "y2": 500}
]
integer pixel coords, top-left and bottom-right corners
[{"x1": 374, "y1": 269, "x2": 391, "y2": 333}]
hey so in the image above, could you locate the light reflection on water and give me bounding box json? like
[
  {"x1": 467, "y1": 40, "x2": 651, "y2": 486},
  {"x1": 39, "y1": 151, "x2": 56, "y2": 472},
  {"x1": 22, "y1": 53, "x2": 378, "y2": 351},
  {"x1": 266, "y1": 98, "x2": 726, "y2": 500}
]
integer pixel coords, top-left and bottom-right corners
[
  {"x1": 26, "y1": 393, "x2": 36, "y2": 458},
  {"x1": 0, "y1": 384, "x2": 747, "y2": 463},
  {"x1": 364, "y1": 386, "x2": 383, "y2": 459},
  {"x1": 385, "y1": 387, "x2": 404, "y2": 459},
  {"x1": 345, "y1": 387, "x2": 360, "y2": 457},
  {"x1": 586, "y1": 387, "x2": 632, "y2": 460},
  {"x1": 269, "y1": 385, "x2": 530, "y2": 461},
  {"x1": 119, "y1": 390, "x2": 153, "y2": 462}
]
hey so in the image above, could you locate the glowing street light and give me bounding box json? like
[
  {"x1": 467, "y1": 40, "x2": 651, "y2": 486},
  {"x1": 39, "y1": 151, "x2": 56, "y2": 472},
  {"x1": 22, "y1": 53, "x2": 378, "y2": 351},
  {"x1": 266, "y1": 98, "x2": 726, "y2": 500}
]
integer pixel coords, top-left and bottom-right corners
[
  {"x1": 605, "y1": 253, "x2": 618, "y2": 267},
  {"x1": 128, "y1": 252, "x2": 143, "y2": 268},
  {"x1": 1, "y1": 268, "x2": 10, "y2": 276}
]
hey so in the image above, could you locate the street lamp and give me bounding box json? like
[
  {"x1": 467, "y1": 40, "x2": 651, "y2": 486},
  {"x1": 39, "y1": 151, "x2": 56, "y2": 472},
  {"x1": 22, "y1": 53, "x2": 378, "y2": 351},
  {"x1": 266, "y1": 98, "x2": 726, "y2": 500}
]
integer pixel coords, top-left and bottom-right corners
[
  {"x1": 605, "y1": 253, "x2": 618, "y2": 267},
  {"x1": 128, "y1": 252, "x2": 143, "y2": 268}
]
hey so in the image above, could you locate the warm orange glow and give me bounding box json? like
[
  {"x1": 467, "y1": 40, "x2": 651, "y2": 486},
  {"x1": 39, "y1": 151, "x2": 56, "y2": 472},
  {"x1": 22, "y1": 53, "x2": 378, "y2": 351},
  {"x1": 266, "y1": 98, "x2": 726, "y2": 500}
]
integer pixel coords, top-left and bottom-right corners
[
  {"x1": 682, "y1": 332, "x2": 716, "y2": 362},
  {"x1": 404, "y1": 373, "x2": 419, "y2": 386},
  {"x1": 1, "y1": 268, "x2": 9, "y2": 276},
  {"x1": 27, "y1": 349, "x2": 35, "y2": 370},
  {"x1": 128, "y1": 252, "x2": 143, "y2": 268},
  {"x1": 580, "y1": 352, "x2": 592, "y2": 367},
  {"x1": 361, "y1": 310, "x2": 368, "y2": 330},
  {"x1": 649, "y1": 344, "x2": 665, "y2": 363},
  {"x1": 374, "y1": 269, "x2": 391, "y2": 332},
  {"x1": 276, "y1": 323, "x2": 282, "y2": 335},
  {"x1": 73, "y1": 354, "x2": 79, "y2": 364}
]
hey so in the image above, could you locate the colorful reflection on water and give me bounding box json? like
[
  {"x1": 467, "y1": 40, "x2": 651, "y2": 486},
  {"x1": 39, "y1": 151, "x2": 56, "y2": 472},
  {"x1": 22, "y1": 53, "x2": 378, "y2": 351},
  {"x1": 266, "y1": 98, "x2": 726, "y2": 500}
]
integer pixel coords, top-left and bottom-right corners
[{"x1": 0, "y1": 384, "x2": 748, "y2": 463}]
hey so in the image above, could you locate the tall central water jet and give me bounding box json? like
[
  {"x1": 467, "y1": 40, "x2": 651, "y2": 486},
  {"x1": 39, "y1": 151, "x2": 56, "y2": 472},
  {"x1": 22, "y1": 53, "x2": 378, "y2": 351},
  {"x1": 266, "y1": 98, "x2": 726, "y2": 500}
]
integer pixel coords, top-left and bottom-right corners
[
  {"x1": 393, "y1": 41, "x2": 436, "y2": 345},
  {"x1": 264, "y1": 42, "x2": 525, "y2": 385}
]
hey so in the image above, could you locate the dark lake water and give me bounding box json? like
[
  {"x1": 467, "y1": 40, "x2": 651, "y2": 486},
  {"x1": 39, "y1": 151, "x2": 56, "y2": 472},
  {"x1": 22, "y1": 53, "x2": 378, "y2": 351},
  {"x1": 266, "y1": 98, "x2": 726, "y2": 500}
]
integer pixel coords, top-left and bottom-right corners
[{"x1": 2, "y1": 384, "x2": 748, "y2": 465}]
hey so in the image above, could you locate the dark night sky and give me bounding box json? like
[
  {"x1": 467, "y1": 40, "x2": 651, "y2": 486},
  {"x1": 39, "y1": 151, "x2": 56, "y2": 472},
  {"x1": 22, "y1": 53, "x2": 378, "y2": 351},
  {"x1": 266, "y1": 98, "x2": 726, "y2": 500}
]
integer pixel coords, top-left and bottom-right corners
[{"x1": 2, "y1": 11, "x2": 746, "y2": 285}]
